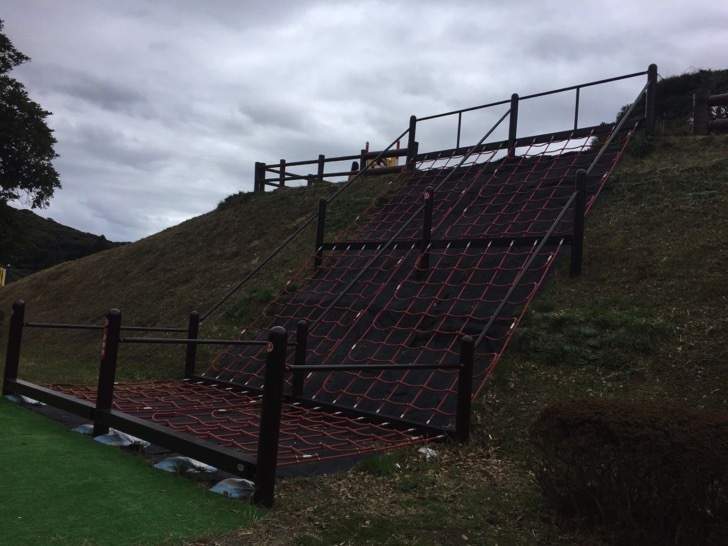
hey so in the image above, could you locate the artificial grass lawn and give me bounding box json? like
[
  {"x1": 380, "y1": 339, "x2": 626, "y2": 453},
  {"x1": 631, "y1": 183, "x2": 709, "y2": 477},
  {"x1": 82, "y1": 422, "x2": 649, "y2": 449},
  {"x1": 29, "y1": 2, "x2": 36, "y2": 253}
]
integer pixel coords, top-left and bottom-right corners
[{"x1": 0, "y1": 398, "x2": 261, "y2": 545}]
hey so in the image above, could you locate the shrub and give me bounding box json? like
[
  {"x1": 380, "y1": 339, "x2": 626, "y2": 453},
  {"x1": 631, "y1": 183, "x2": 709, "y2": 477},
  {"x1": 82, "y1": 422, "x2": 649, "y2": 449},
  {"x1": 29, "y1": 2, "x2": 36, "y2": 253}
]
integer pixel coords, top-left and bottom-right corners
[{"x1": 530, "y1": 398, "x2": 728, "y2": 545}]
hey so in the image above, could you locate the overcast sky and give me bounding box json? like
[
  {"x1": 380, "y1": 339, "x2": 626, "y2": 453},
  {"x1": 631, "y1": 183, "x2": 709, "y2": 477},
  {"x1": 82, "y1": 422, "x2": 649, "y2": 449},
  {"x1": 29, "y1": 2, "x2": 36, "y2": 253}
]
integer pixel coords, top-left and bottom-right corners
[{"x1": 3, "y1": 1, "x2": 727, "y2": 242}]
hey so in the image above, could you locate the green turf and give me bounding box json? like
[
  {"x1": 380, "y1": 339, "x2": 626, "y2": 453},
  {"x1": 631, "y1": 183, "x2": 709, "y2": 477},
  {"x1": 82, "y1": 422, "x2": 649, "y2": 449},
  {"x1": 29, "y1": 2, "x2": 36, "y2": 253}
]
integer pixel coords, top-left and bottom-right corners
[{"x1": 0, "y1": 398, "x2": 262, "y2": 545}]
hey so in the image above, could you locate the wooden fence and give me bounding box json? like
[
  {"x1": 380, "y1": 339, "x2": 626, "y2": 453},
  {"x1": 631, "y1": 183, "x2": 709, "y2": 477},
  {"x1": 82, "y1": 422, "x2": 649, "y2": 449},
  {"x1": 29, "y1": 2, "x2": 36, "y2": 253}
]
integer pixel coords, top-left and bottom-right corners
[{"x1": 694, "y1": 92, "x2": 728, "y2": 134}]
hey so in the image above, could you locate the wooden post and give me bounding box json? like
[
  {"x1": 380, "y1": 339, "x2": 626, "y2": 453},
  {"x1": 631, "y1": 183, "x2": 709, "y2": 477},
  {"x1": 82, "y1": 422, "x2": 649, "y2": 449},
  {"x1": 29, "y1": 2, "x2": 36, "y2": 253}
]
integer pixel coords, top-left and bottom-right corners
[
  {"x1": 314, "y1": 198, "x2": 326, "y2": 269},
  {"x1": 93, "y1": 309, "x2": 122, "y2": 437},
  {"x1": 2, "y1": 300, "x2": 25, "y2": 396},
  {"x1": 693, "y1": 92, "x2": 710, "y2": 135},
  {"x1": 184, "y1": 311, "x2": 200, "y2": 379},
  {"x1": 456, "y1": 335, "x2": 474, "y2": 443},
  {"x1": 279, "y1": 159, "x2": 286, "y2": 188},
  {"x1": 406, "y1": 115, "x2": 417, "y2": 171},
  {"x1": 317, "y1": 154, "x2": 325, "y2": 183},
  {"x1": 254, "y1": 162, "x2": 265, "y2": 192},
  {"x1": 645, "y1": 64, "x2": 657, "y2": 137},
  {"x1": 508, "y1": 93, "x2": 519, "y2": 157},
  {"x1": 253, "y1": 326, "x2": 288, "y2": 508}
]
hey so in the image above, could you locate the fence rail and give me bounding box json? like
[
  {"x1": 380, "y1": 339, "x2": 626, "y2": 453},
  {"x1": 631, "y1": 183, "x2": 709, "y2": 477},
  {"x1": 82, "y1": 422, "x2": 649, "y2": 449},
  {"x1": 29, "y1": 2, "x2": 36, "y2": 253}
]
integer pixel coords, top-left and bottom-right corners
[
  {"x1": 205, "y1": 67, "x2": 655, "y2": 325},
  {"x1": 254, "y1": 66, "x2": 656, "y2": 192},
  {"x1": 3, "y1": 299, "x2": 475, "y2": 506},
  {"x1": 693, "y1": 91, "x2": 728, "y2": 134}
]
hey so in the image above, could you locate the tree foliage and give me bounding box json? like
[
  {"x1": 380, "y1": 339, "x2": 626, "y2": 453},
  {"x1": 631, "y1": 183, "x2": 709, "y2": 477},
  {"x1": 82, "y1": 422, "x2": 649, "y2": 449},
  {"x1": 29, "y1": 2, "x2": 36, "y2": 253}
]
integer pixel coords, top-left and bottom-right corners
[
  {"x1": 0, "y1": 19, "x2": 60, "y2": 209},
  {"x1": 615, "y1": 68, "x2": 728, "y2": 126}
]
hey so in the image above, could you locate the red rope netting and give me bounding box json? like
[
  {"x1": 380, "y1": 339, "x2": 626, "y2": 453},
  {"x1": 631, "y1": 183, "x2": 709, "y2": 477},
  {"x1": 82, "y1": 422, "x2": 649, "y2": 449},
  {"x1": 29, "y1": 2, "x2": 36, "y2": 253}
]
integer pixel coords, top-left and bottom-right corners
[
  {"x1": 53, "y1": 126, "x2": 635, "y2": 467},
  {"x1": 205, "y1": 127, "x2": 635, "y2": 426},
  {"x1": 50, "y1": 380, "x2": 433, "y2": 466}
]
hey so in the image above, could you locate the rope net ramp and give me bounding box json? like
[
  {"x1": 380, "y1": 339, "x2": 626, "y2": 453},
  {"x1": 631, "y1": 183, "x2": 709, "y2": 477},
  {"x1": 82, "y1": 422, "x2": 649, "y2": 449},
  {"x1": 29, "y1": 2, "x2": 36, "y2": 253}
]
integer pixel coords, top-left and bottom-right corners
[{"x1": 54, "y1": 127, "x2": 635, "y2": 467}]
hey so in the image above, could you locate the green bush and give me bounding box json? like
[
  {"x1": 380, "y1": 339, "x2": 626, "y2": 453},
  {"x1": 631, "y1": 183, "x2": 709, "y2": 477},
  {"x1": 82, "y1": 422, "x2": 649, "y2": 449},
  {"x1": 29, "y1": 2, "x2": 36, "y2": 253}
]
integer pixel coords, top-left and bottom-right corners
[{"x1": 530, "y1": 398, "x2": 728, "y2": 545}]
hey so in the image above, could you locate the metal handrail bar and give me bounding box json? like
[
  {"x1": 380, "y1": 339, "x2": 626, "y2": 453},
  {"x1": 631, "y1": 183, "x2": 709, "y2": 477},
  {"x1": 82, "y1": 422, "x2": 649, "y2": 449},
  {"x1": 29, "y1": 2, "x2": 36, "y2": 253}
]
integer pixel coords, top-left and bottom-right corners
[
  {"x1": 418, "y1": 69, "x2": 647, "y2": 122},
  {"x1": 419, "y1": 98, "x2": 511, "y2": 122},
  {"x1": 199, "y1": 216, "x2": 316, "y2": 323},
  {"x1": 24, "y1": 322, "x2": 104, "y2": 330},
  {"x1": 322, "y1": 234, "x2": 568, "y2": 252},
  {"x1": 586, "y1": 84, "x2": 647, "y2": 177},
  {"x1": 519, "y1": 70, "x2": 648, "y2": 101},
  {"x1": 361, "y1": 148, "x2": 409, "y2": 159},
  {"x1": 24, "y1": 322, "x2": 187, "y2": 333},
  {"x1": 468, "y1": 84, "x2": 644, "y2": 347},
  {"x1": 121, "y1": 325, "x2": 188, "y2": 333},
  {"x1": 122, "y1": 337, "x2": 268, "y2": 346},
  {"x1": 289, "y1": 362, "x2": 459, "y2": 372},
  {"x1": 415, "y1": 122, "x2": 616, "y2": 163},
  {"x1": 474, "y1": 192, "x2": 575, "y2": 348},
  {"x1": 471, "y1": 75, "x2": 648, "y2": 348}
]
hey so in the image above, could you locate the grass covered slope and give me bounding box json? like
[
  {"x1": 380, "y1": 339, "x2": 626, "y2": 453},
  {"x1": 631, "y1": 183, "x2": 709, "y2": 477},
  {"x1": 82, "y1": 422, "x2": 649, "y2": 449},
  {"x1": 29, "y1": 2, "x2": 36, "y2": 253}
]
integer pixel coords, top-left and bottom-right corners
[
  {"x1": 0, "y1": 175, "x2": 397, "y2": 383},
  {"x1": 220, "y1": 132, "x2": 727, "y2": 544}
]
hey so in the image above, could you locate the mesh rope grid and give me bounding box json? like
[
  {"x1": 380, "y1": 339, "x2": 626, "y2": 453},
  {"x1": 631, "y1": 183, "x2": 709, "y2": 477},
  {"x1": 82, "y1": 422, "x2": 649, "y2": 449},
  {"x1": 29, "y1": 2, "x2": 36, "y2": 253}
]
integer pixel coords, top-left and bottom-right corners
[
  {"x1": 50, "y1": 380, "x2": 432, "y2": 466},
  {"x1": 206, "y1": 127, "x2": 636, "y2": 426},
  {"x1": 52, "y1": 126, "x2": 635, "y2": 467}
]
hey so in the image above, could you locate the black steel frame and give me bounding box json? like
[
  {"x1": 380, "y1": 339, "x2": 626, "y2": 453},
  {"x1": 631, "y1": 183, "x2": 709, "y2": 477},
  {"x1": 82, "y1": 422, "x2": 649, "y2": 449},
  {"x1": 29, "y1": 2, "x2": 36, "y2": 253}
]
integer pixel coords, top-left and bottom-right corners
[{"x1": 254, "y1": 65, "x2": 657, "y2": 192}]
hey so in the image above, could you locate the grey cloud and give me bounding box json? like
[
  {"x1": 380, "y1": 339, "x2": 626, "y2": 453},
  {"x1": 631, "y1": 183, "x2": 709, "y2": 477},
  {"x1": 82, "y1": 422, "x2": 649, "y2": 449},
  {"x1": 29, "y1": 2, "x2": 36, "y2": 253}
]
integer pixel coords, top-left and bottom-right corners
[
  {"x1": 3, "y1": 0, "x2": 727, "y2": 242},
  {"x1": 239, "y1": 98, "x2": 310, "y2": 132},
  {"x1": 63, "y1": 122, "x2": 170, "y2": 170},
  {"x1": 51, "y1": 67, "x2": 149, "y2": 114}
]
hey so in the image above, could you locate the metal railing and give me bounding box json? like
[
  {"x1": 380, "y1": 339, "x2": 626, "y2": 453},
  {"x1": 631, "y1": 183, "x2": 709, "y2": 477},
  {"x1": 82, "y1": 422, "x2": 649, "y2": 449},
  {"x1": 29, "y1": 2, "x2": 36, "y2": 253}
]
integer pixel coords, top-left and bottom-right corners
[
  {"x1": 3, "y1": 299, "x2": 473, "y2": 506},
  {"x1": 308, "y1": 107, "x2": 512, "y2": 333},
  {"x1": 417, "y1": 68, "x2": 653, "y2": 152},
  {"x1": 214, "y1": 66, "x2": 656, "y2": 326},
  {"x1": 1, "y1": 301, "x2": 288, "y2": 507},
  {"x1": 254, "y1": 65, "x2": 657, "y2": 191}
]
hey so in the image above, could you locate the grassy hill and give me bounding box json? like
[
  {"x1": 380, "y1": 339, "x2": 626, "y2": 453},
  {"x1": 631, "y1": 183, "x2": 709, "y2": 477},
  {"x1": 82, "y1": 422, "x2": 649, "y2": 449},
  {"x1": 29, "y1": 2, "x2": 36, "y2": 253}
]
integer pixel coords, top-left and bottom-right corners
[
  {"x1": 0, "y1": 205, "x2": 124, "y2": 281},
  {"x1": 1, "y1": 127, "x2": 726, "y2": 543}
]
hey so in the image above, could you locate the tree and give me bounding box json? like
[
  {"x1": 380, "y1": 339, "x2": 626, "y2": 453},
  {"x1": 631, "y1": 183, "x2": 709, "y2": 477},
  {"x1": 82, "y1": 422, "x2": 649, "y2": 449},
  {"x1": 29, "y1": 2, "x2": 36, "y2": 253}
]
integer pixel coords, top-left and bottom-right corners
[{"x1": 0, "y1": 19, "x2": 60, "y2": 210}]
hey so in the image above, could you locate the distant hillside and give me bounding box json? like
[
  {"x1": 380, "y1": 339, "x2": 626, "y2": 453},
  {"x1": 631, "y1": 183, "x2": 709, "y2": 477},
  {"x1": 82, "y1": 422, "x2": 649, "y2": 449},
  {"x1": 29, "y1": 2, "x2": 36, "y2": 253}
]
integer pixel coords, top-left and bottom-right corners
[{"x1": 0, "y1": 205, "x2": 125, "y2": 281}]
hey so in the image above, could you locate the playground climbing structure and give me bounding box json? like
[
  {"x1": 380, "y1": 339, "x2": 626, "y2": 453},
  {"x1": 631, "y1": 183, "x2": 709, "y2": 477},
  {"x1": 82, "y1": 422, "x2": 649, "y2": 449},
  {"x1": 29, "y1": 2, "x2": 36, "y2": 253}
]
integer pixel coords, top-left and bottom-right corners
[{"x1": 3, "y1": 66, "x2": 657, "y2": 506}]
